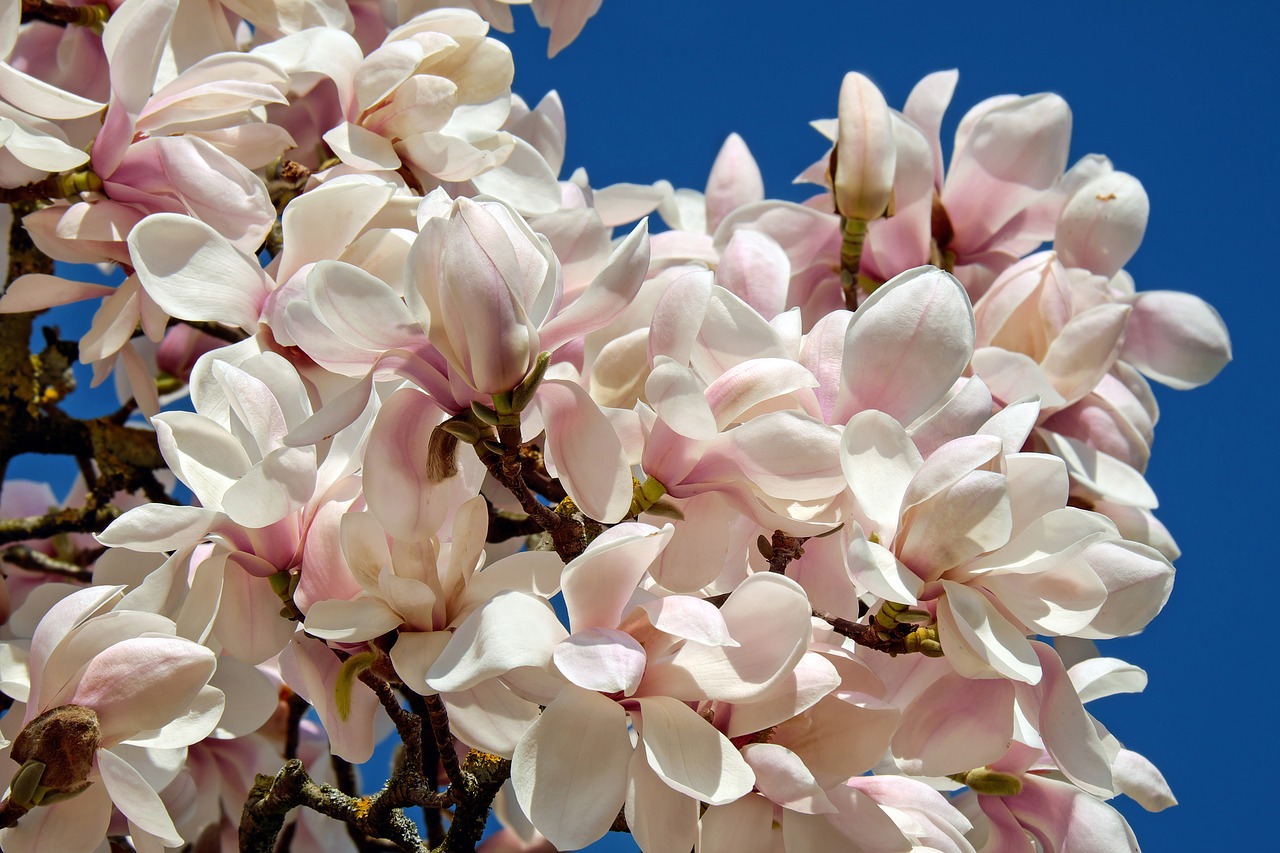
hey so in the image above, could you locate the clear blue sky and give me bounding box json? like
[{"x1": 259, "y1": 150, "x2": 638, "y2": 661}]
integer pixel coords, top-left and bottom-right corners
[{"x1": 11, "y1": 1, "x2": 1276, "y2": 849}]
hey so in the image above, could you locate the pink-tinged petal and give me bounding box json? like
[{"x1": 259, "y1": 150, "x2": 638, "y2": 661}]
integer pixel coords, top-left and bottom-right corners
[
  {"x1": 304, "y1": 597, "x2": 403, "y2": 643},
  {"x1": 23, "y1": 586, "x2": 124, "y2": 710},
  {"x1": 625, "y1": 743, "x2": 699, "y2": 853},
  {"x1": 699, "y1": 796, "x2": 776, "y2": 853},
  {"x1": 935, "y1": 581, "x2": 1041, "y2": 684},
  {"x1": 635, "y1": 695, "x2": 753, "y2": 805},
  {"x1": 901, "y1": 434, "x2": 1002, "y2": 513},
  {"x1": 893, "y1": 670, "x2": 1014, "y2": 775},
  {"x1": 971, "y1": 347, "x2": 1066, "y2": 410},
  {"x1": 716, "y1": 230, "x2": 789, "y2": 318},
  {"x1": 837, "y1": 266, "x2": 975, "y2": 425},
  {"x1": 440, "y1": 680, "x2": 541, "y2": 759},
  {"x1": 0, "y1": 275, "x2": 115, "y2": 313},
  {"x1": 643, "y1": 573, "x2": 811, "y2": 703},
  {"x1": 695, "y1": 410, "x2": 845, "y2": 501},
  {"x1": 705, "y1": 358, "x2": 820, "y2": 430},
  {"x1": 647, "y1": 491, "x2": 744, "y2": 593},
  {"x1": 1074, "y1": 539, "x2": 1173, "y2": 639},
  {"x1": 277, "y1": 179, "x2": 398, "y2": 287},
  {"x1": 1035, "y1": 431, "x2": 1157, "y2": 508},
  {"x1": 983, "y1": 556, "x2": 1106, "y2": 636},
  {"x1": 101, "y1": 0, "x2": 178, "y2": 113},
  {"x1": 539, "y1": 219, "x2": 649, "y2": 353},
  {"x1": 1055, "y1": 172, "x2": 1148, "y2": 278},
  {"x1": 646, "y1": 358, "x2": 718, "y2": 440},
  {"x1": 97, "y1": 747, "x2": 182, "y2": 846},
  {"x1": 128, "y1": 213, "x2": 272, "y2": 331},
  {"x1": 863, "y1": 114, "x2": 934, "y2": 281},
  {"x1": 705, "y1": 133, "x2": 764, "y2": 233},
  {"x1": 69, "y1": 637, "x2": 216, "y2": 744},
  {"x1": 1040, "y1": 303, "x2": 1130, "y2": 405},
  {"x1": 842, "y1": 410, "x2": 922, "y2": 536},
  {"x1": 511, "y1": 687, "x2": 631, "y2": 851},
  {"x1": 107, "y1": 137, "x2": 274, "y2": 253},
  {"x1": 0, "y1": 61, "x2": 103, "y2": 121},
  {"x1": 847, "y1": 532, "x2": 923, "y2": 605},
  {"x1": 305, "y1": 260, "x2": 422, "y2": 352},
  {"x1": 96, "y1": 504, "x2": 220, "y2": 551},
  {"x1": 849, "y1": 774, "x2": 975, "y2": 845},
  {"x1": 788, "y1": 786, "x2": 911, "y2": 852},
  {"x1": 553, "y1": 628, "x2": 647, "y2": 696},
  {"x1": 723, "y1": 651, "x2": 842, "y2": 739},
  {"x1": 1112, "y1": 748, "x2": 1176, "y2": 812},
  {"x1": 389, "y1": 630, "x2": 453, "y2": 694},
  {"x1": 968, "y1": 794, "x2": 1037, "y2": 853},
  {"x1": 80, "y1": 275, "x2": 142, "y2": 364},
  {"x1": 1120, "y1": 290, "x2": 1231, "y2": 389},
  {"x1": 1023, "y1": 642, "x2": 1113, "y2": 796},
  {"x1": 909, "y1": 376, "x2": 994, "y2": 458},
  {"x1": 648, "y1": 269, "x2": 713, "y2": 365},
  {"x1": 690, "y1": 287, "x2": 791, "y2": 377},
  {"x1": 943, "y1": 94, "x2": 1071, "y2": 252},
  {"x1": 742, "y1": 742, "x2": 836, "y2": 814},
  {"x1": 899, "y1": 466, "x2": 1011, "y2": 576},
  {"x1": 1006, "y1": 775, "x2": 1138, "y2": 853},
  {"x1": 536, "y1": 378, "x2": 633, "y2": 523},
  {"x1": 279, "y1": 634, "x2": 380, "y2": 763},
  {"x1": 210, "y1": 558, "x2": 297, "y2": 663},
  {"x1": 561, "y1": 523, "x2": 672, "y2": 632},
  {"x1": 0, "y1": 774, "x2": 112, "y2": 853},
  {"x1": 363, "y1": 388, "x2": 450, "y2": 541},
  {"x1": 963, "y1": 507, "x2": 1113, "y2": 578},
  {"x1": 638, "y1": 595, "x2": 737, "y2": 647},
  {"x1": 426, "y1": 591, "x2": 566, "y2": 693},
  {"x1": 903, "y1": 70, "x2": 959, "y2": 192}
]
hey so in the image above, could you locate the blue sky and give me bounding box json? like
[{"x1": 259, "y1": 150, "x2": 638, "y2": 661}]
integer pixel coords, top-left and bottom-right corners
[{"x1": 9, "y1": 1, "x2": 1276, "y2": 849}]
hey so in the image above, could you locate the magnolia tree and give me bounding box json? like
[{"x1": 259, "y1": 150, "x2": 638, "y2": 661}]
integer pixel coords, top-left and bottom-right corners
[{"x1": 0, "y1": 1, "x2": 1233, "y2": 851}]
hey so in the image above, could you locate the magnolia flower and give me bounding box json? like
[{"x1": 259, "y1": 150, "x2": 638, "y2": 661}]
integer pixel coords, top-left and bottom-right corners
[
  {"x1": 426, "y1": 524, "x2": 817, "y2": 850},
  {"x1": 0, "y1": 586, "x2": 222, "y2": 853}
]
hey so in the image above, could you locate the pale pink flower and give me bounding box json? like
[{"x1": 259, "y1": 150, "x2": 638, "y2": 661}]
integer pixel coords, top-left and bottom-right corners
[{"x1": 0, "y1": 586, "x2": 222, "y2": 853}]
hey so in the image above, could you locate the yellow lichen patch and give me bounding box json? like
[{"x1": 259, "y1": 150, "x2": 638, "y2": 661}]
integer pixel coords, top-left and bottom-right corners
[{"x1": 353, "y1": 796, "x2": 373, "y2": 819}]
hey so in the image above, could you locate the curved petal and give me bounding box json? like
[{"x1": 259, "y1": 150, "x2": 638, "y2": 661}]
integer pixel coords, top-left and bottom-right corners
[
  {"x1": 636, "y1": 695, "x2": 754, "y2": 805},
  {"x1": 837, "y1": 266, "x2": 975, "y2": 425},
  {"x1": 511, "y1": 687, "x2": 631, "y2": 851}
]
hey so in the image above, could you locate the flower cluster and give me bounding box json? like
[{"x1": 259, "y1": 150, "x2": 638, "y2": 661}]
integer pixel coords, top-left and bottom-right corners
[{"x1": 0, "y1": 2, "x2": 1229, "y2": 852}]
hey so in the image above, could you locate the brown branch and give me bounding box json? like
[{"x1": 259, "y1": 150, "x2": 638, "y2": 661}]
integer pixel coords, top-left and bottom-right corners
[
  {"x1": 813, "y1": 607, "x2": 934, "y2": 656},
  {"x1": 1, "y1": 544, "x2": 93, "y2": 580},
  {"x1": 0, "y1": 504, "x2": 121, "y2": 547},
  {"x1": 401, "y1": 691, "x2": 446, "y2": 848},
  {"x1": 240, "y1": 760, "x2": 426, "y2": 853},
  {"x1": 765, "y1": 530, "x2": 808, "y2": 574},
  {"x1": 421, "y1": 695, "x2": 463, "y2": 792},
  {"x1": 478, "y1": 433, "x2": 587, "y2": 562},
  {"x1": 21, "y1": 0, "x2": 111, "y2": 27},
  {"x1": 283, "y1": 693, "x2": 309, "y2": 762}
]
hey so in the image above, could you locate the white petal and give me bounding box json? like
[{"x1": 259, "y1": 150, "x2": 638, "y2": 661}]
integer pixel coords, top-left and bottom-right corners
[
  {"x1": 511, "y1": 687, "x2": 632, "y2": 851},
  {"x1": 636, "y1": 695, "x2": 754, "y2": 805}
]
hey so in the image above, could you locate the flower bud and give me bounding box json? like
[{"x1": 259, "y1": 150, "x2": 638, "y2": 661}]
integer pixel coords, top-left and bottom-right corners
[
  {"x1": 1055, "y1": 171, "x2": 1149, "y2": 278},
  {"x1": 10, "y1": 705, "x2": 101, "y2": 797},
  {"x1": 831, "y1": 72, "x2": 897, "y2": 221}
]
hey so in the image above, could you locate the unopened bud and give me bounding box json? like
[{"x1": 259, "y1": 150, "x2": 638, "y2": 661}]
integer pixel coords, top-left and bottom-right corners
[
  {"x1": 11, "y1": 705, "x2": 101, "y2": 798},
  {"x1": 831, "y1": 72, "x2": 896, "y2": 222}
]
